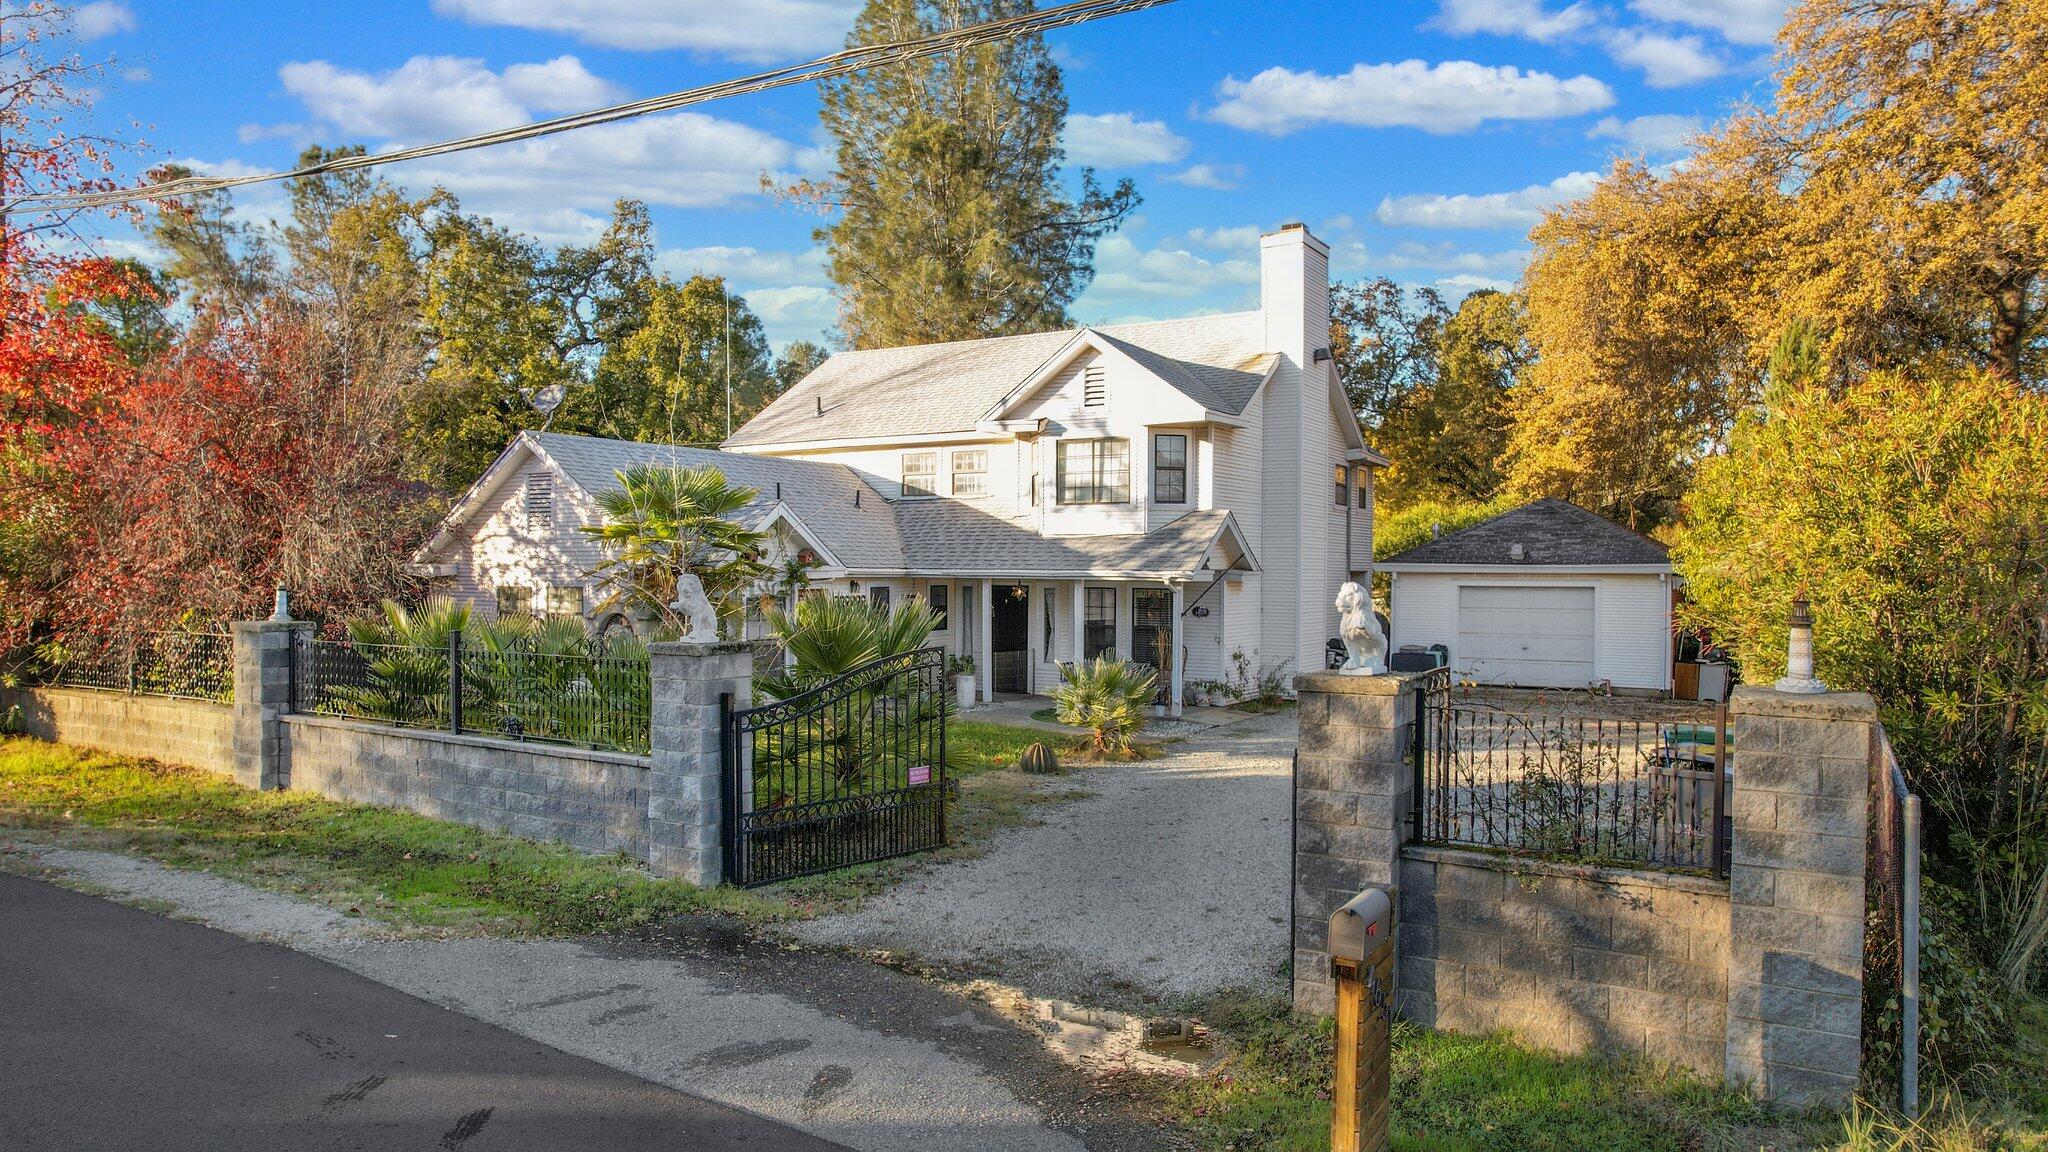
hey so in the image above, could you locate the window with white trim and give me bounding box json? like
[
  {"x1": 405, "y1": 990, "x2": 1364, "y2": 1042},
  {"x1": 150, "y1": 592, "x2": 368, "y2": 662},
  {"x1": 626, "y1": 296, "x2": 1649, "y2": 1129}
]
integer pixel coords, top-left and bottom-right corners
[
  {"x1": 1354, "y1": 467, "x2": 1370, "y2": 509},
  {"x1": 950, "y1": 449, "x2": 988, "y2": 497},
  {"x1": 1333, "y1": 465, "x2": 1349, "y2": 507},
  {"x1": 901, "y1": 451, "x2": 937, "y2": 498},
  {"x1": 1081, "y1": 364, "x2": 1106, "y2": 407},
  {"x1": 1056, "y1": 438, "x2": 1130, "y2": 505},
  {"x1": 496, "y1": 585, "x2": 535, "y2": 618},
  {"x1": 1153, "y1": 434, "x2": 1187, "y2": 504},
  {"x1": 547, "y1": 586, "x2": 584, "y2": 618}
]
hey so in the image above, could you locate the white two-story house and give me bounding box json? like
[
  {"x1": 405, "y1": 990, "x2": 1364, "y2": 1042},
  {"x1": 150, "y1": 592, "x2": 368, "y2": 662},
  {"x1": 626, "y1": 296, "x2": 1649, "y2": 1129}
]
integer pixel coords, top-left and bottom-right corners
[{"x1": 415, "y1": 224, "x2": 1384, "y2": 713}]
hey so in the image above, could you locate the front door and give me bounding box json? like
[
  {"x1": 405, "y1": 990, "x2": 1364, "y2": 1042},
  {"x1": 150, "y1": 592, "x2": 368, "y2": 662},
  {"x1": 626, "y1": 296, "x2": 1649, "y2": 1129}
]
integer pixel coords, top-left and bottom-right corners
[
  {"x1": 1131, "y1": 588, "x2": 1172, "y2": 704},
  {"x1": 991, "y1": 583, "x2": 1031, "y2": 694}
]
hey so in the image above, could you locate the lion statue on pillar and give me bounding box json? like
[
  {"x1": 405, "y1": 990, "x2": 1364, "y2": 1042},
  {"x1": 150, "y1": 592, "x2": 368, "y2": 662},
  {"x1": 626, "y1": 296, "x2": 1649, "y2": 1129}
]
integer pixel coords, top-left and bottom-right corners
[
  {"x1": 670, "y1": 572, "x2": 719, "y2": 644},
  {"x1": 1335, "y1": 581, "x2": 1387, "y2": 676}
]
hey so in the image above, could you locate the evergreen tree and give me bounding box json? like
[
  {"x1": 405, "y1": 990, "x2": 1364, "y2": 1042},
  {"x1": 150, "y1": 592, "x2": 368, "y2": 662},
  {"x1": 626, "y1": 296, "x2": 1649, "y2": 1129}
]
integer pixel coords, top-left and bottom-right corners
[{"x1": 782, "y1": 0, "x2": 1139, "y2": 348}]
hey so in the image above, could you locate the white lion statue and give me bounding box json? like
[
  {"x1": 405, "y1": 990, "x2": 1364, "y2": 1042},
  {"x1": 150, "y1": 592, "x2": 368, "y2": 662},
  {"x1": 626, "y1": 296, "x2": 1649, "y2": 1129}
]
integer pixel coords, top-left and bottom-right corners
[
  {"x1": 1335, "y1": 581, "x2": 1387, "y2": 676},
  {"x1": 670, "y1": 572, "x2": 719, "y2": 643}
]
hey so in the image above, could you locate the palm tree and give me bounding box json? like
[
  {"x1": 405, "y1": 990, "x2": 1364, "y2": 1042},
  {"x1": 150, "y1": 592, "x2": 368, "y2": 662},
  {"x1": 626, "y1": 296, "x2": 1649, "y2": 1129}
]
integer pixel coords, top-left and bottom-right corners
[
  {"x1": 757, "y1": 595, "x2": 941, "y2": 698},
  {"x1": 581, "y1": 464, "x2": 769, "y2": 636}
]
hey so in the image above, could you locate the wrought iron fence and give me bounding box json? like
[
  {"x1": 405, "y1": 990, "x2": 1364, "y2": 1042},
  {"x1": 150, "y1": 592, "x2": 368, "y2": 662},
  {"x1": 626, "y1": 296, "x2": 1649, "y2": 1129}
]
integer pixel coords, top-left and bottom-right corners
[
  {"x1": 292, "y1": 631, "x2": 651, "y2": 754},
  {"x1": 43, "y1": 631, "x2": 234, "y2": 702},
  {"x1": 1410, "y1": 670, "x2": 1729, "y2": 876},
  {"x1": 722, "y1": 647, "x2": 949, "y2": 886},
  {"x1": 1865, "y1": 730, "x2": 1922, "y2": 1116}
]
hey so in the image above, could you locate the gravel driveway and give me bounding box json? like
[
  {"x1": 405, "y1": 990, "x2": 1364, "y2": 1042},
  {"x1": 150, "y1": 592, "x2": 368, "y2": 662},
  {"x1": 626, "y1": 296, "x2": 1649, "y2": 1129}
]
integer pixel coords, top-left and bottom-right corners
[{"x1": 793, "y1": 711, "x2": 1297, "y2": 1007}]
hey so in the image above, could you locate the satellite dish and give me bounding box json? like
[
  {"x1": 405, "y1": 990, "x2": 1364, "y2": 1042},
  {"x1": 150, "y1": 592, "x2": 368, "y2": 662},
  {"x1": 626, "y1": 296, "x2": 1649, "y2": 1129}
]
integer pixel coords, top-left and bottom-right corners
[{"x1": 525, "y1": 383, "x2": 565, "y2": 416}]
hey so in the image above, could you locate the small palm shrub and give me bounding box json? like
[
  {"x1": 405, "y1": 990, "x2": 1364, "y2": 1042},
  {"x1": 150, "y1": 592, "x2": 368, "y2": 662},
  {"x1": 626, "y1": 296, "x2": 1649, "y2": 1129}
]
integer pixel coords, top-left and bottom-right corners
[
  {"x1": 758, "y1": 595, "x2": 941, "y2": 698},
  {"x1": 1050, "y1": 657, "x2": 1157, "y2": 756}
]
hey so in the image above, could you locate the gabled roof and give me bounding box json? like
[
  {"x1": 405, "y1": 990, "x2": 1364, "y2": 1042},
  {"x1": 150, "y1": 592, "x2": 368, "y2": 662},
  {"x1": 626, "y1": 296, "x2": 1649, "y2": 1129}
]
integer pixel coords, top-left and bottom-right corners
[
  {"x1": 724, "y1": 311, "x2": 1268, "y2": 447},
  {"x1": 1378, "y1": 499, "x2": 1670, "y2": 570},
  {"x1": 417, "y1": 432, "x2": 904, "y2": 572},
  {"x1": 420, "y1": 432, "x2": 1254, "y2": 580}
]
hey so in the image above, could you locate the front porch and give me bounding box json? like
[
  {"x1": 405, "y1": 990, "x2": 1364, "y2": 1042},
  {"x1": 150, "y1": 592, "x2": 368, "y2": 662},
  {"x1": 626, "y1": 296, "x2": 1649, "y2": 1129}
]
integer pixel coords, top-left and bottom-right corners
[{"x1": 826, "y1": 574, "x2": 1240, "y2": 718}]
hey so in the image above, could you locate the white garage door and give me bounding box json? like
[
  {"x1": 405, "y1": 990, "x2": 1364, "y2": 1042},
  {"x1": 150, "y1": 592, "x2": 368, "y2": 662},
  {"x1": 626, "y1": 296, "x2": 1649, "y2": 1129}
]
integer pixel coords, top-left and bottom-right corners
[{"x1": 1456, "y1": 585, "x2": 1596, "y2": 688}]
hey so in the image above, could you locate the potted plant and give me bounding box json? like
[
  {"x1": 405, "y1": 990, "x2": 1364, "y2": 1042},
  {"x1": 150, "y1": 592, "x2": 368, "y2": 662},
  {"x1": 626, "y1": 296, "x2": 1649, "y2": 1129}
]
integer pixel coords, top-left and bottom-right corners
[{"x1": 949, "y1": 653, "x2": 976, "y2": 709}]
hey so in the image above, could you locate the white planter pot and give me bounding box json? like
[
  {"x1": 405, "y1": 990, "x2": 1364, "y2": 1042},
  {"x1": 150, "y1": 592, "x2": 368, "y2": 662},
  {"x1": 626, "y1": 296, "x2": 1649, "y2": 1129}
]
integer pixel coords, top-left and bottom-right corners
[{"x1": 956, "y1": 674, "x2": 976, "y2": 709}]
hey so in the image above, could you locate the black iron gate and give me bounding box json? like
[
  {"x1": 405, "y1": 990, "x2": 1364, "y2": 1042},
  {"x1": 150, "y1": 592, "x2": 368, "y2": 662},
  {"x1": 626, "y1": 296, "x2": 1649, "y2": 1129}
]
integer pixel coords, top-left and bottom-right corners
[{"x1": 720, "y1": 647, "x2": 949, "y2": 886}]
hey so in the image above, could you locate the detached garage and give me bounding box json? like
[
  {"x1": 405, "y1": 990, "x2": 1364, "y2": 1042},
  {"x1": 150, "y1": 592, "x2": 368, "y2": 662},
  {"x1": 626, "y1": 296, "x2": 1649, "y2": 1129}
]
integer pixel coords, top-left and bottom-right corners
[{"x1": 1380, "y1": 499, "x2": 1674, "y2": 692}]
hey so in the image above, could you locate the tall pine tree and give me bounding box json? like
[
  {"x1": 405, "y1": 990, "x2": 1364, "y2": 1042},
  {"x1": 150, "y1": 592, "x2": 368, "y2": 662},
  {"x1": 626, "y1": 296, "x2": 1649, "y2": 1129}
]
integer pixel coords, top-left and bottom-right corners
[{"x1": 783, "y1": 0, "x2": 1140, "y2": 348}]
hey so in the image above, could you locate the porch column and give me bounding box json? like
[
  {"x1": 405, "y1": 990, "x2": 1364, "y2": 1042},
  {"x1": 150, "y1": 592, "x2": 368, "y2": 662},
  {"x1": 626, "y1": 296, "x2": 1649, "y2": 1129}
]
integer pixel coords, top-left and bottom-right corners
[
  {"x1": 977, "y1": 578, "x2": 994, "y2": 702},
  {"x1": 1070, "y1": 580, "x2": 1085, "y2": 664},
  {"x1": 1169, "y1": 581, "x2": 1185, "y2": 716}
]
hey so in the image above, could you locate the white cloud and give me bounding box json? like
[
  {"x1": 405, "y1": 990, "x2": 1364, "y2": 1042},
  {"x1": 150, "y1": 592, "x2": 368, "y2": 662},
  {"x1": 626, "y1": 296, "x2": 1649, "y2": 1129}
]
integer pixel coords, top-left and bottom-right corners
[
  {"x1": 1376, "y1": 170, "x2": 1601, "y2": 229},
  {"x1": 1430, "y1": 0, "x2": 1597, "y2": 42},
  {"x1": 1079, "y1": 234, "x2": 1259, "y2": 313},
  {"x1": 1062, "y1": 112, "x2": 1190, "y2": 167},
  {"x1": 662, "y1": 244, "x2": 830, "y2": 287},
  {"x1": 237, "y1": 122, "x2": 315, "y2": 146},
  {"x1": 1163, "y1": 163, "x2": 1245, "y2": 190},
  {"x1": 430, "y1": 0, "x2": 861, "y2": 62},
  {"x1": 1209, "y1": 60, "x2": 1613, "y2": 135},
  {"x1": 1588, "y1": 112, "x2": 1703, "y2": 153},
  {"x1": 1183, "y1": 225, "x2": 1265, "y2": 251},
  {"x1": 1433, "y1": 273, "x2": 1518, "y2": 293},
  {"x1": 265, "y1": 55, "x2": 797, "y2": 235},
  {"x1": 1626, "y1": 0, "x2": 1788, "y2": 44},
  {"x1": 74, "y1": 1, "x2": 136, "y2": 39},
  {"x1": 1375, "y1": 241, "x2": 1532, "y2": 276},
  {"x1": 1605, "y1": 29, "x2": 1727, "y2": 86},
  {"x1": 279, "y1": 55, "x2": 626, "y2": 142},
  {"x1": 747, "y1": 285, "x2": 840, "y2": 345}
]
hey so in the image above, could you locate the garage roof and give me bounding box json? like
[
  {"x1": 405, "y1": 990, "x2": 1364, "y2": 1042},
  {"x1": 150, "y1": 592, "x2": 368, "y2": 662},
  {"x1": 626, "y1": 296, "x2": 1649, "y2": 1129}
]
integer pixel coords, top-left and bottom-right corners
[{"x1": 1378, "y1": 499, "x2": 1670, "y2": 570}]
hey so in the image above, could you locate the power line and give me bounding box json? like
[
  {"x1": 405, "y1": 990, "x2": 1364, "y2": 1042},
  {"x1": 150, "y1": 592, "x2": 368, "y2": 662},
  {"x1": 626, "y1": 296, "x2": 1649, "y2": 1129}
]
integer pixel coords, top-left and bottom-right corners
[{"x1": 4, "y1": 0, "x2": 1180, "y2": 216}]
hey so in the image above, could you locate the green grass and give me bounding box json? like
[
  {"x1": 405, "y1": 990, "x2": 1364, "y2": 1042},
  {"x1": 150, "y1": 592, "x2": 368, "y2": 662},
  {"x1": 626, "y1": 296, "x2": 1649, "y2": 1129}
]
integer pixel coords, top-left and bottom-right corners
[
  {"x1": 1165, "y1": 993, "x2": 2039, "y2": 1152},
  {"x1": 0, "y1": 721, "x2": 1078, "y2": 933}
]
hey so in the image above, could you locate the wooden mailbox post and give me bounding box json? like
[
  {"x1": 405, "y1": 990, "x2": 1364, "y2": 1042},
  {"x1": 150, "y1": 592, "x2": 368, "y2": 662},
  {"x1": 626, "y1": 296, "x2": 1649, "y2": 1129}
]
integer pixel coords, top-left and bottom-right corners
[{"x1": 1329, "y1": 887, "x2": 1395, "y2": 1152}]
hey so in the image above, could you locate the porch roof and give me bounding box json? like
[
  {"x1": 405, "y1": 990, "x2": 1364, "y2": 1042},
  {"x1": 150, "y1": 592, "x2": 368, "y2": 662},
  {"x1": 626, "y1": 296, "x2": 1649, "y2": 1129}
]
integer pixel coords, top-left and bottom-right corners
[{"x1": 890, "y1": 503, "x2": 1257, "y2": 579}]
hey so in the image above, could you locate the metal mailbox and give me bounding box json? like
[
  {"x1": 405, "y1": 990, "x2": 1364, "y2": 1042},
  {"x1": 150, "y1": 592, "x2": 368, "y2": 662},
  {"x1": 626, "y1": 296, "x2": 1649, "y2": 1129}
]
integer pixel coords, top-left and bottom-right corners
[{"x1": 1329, "y1": 886, "x2": 1396, "y2": 1152}]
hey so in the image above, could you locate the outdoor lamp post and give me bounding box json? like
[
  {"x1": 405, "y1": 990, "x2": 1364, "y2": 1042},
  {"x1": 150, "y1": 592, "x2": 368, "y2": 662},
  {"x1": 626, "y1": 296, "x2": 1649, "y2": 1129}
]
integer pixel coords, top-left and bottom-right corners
[{"x1": 1773, "y1": 596, "x2": 1827, "y2": 694}]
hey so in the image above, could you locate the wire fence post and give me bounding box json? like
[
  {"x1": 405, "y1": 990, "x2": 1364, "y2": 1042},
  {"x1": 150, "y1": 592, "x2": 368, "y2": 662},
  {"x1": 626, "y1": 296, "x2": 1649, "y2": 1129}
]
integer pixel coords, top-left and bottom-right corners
[
  {"x1": 1711, "y1": 696, "x2": 1730, "y2": 880},
  {"x1": 1902, "y1": 793, "x2": 1922, "y2": 1118},
  {"x1": 448, "y1": 628, "x2": 464, "y2": 735}
]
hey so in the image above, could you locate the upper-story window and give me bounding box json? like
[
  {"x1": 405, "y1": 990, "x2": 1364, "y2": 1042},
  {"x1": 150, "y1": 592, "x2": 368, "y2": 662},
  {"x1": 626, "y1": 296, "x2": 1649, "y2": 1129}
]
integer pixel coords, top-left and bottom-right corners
[
  {"x1": 901, "y1": 451, "x2": 937, "y2": 498},
  {"x1": 1081, "y1": 364, "x2": 1107, "y2": 407},
  {"x1": 524, "y1": 472, "x2": 553, "y2": 527},
  {"x1": 1057, "y1": 438, "x2": 1130, "y2": 505},
  {"x1": 951, "y1": 450, "x2": 988, "y2": 497},
  {"x1": 1333, "y1": 465, "x2": 1349, "y2": 507},
  {"x1": 1353, "y1": 467, "x2": 1370, "y2": 509},
  {"x1": 1153, "y1": 434, "x2": 1187, "y2": 504}
]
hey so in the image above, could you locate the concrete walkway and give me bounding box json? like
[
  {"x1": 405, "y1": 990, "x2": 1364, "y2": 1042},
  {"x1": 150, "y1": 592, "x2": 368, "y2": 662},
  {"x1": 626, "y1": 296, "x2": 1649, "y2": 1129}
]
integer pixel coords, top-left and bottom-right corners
[
  {"x1": 795, "y1": 711, "x2": 1297, "y2": 1007},
  {"x1": 0, "y1": 841, "x2": 1171, "y2": 1152}
]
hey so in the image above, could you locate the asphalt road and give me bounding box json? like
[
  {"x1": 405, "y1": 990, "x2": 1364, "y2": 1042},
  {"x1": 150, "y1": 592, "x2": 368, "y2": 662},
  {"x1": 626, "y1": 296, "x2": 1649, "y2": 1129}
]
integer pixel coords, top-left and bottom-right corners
[{"x1": 0, "y1": 873, "x2": 844, "y2": 1152}]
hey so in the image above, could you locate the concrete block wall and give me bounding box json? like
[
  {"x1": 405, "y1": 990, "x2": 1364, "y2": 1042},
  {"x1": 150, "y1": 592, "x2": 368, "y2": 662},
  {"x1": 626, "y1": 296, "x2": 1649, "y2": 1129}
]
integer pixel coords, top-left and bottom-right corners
[
  {"x1": 282, "y1": 715, "x2": 650, "y2": 858},
  {"x1": 1724, "y1": 686, "x2": 1875, "y2": 1107},
  {"x1": 1291, "y1": 669, "x2": 1420, "y2": 1016},
  {"x1": 0, "y1": 686, "x2": 233, "y2": 772},
  {"x1": 1294, "y1": 674, "x2": 1879, "y2": 1106},
  {"x1": 1399, "y1": 846, "x2": 1728, "y2": 1077}
]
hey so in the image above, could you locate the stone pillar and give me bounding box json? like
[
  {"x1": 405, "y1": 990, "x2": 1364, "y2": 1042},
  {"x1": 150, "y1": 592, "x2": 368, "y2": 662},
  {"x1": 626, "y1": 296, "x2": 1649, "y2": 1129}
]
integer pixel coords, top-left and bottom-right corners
[
  {"x1": 647, "y1": 639, "x2": 752, "y2": 886},
  {"x1": 231, "y1": 620, "x2": 310, "y2": 791},
  {"x1": 1724, "y1": 686, "x2": 1876, "y2": 1107},
  {"x1": 1292, "y1": 669, "x2": 1421, "y2": 1015}
]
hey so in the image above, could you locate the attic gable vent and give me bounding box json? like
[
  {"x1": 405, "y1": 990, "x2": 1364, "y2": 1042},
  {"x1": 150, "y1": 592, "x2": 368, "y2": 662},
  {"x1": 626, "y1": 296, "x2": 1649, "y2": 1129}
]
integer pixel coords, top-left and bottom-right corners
[
  {"x1": 1081, "y1": 364, "x2": 1106, "y2": 407},
  {"x1": 524, "y1": 472, "x2": 553, "y2": 526}
]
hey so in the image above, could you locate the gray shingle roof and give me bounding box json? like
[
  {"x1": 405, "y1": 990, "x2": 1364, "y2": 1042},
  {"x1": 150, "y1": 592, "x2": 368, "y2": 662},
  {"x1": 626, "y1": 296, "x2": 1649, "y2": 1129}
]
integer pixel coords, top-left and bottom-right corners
[
  {"x1": 527, "y1": 432, "x2": 905, "y2": 571},
  {"x1": 894, "y1": 503, "x2": 1249, "y2": 577},
  {"x1": 724, "y1": 312, "x2": 1268, "y2": 446},
  {"x1": 527, "y1": 433, "x2": 1245, "y2": 578},
  {"x1": 1378, "y1": 499, "x2": 1669, "y2": 568}
]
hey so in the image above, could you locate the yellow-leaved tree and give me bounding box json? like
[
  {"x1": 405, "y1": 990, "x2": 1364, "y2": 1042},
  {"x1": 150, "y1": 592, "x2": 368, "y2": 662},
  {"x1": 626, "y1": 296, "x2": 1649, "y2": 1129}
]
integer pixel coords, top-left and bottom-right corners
[{"x1": 1510, "y1": 0, "x2": 2047, "y2": 524}]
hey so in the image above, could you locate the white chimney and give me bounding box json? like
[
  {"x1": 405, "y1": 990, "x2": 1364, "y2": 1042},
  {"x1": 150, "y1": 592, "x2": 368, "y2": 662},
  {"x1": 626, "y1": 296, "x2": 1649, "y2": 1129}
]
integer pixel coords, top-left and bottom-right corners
[{"x1": 1260, "y1": 222, "x2": 1331, "y2": 367}]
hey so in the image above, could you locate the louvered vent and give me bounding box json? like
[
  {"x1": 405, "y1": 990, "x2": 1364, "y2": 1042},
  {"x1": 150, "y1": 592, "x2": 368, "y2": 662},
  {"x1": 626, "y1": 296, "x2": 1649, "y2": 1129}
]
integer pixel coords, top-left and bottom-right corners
[
  {"x1": 524, "y1": 473, "x2": 553, "y2": 525},
  {"x1": 1082, "y1": 365, "x2": 1107, "y2": 407}
]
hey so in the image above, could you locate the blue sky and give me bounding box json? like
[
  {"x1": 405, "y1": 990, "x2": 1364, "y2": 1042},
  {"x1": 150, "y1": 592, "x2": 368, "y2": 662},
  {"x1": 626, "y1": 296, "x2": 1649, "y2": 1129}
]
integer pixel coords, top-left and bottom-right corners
[{"x1": 68, "y1": 0, "x2": 1787, "y2": 348}]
